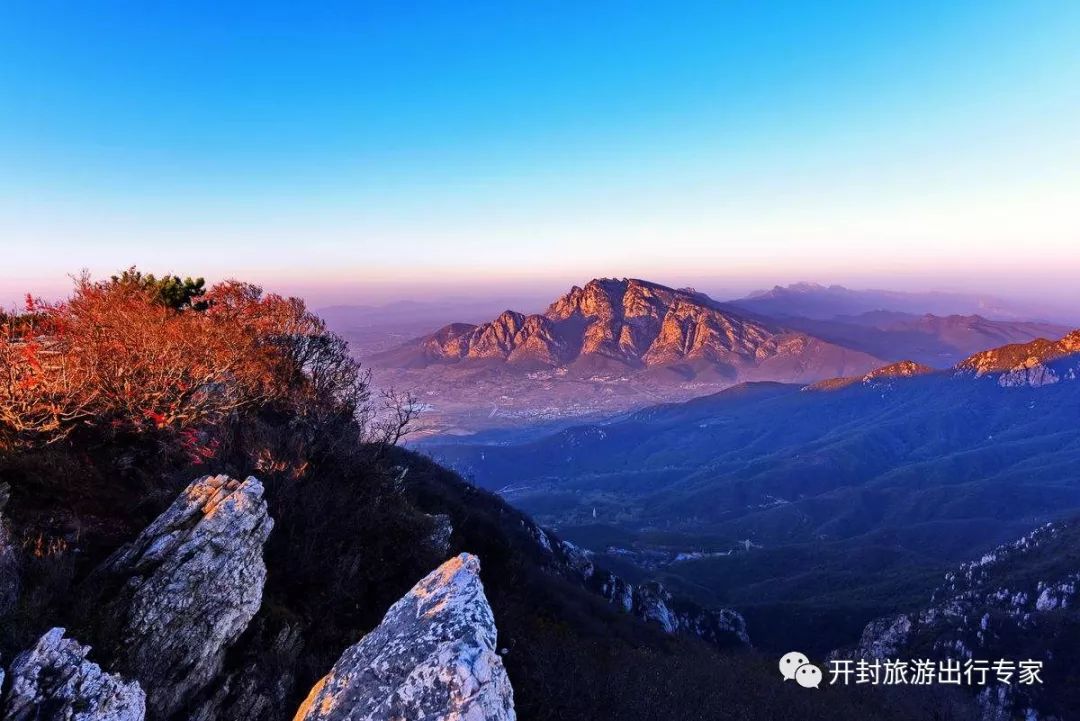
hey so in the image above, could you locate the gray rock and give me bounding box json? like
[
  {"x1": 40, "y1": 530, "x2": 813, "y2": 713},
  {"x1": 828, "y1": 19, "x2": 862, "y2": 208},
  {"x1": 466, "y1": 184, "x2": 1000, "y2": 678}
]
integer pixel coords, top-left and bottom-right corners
[
  {"x1": 851, "y1": 613, "x2": 912, "y2": 660},
  {"x1": 2, "y1": 627, "x2": 145, "y2": 721},
  {"x1": 102, "y1": 475, "x2": 273, "y2": 719},
  {"x1": 558, "y1": 541, "x2": 594, "y2": 580},
  {"x1": 554, "y1": 535, "x2": 749, "y2": 647},
  {"x1": 293, "y1": 553, "x2": 515, "y2": 721},
  {"x1": 998, "y1": 361, "x2": 1059, "y2": 388},
  {"x1": 593, "y1": 572, "x2": 750, "y2": 646}
]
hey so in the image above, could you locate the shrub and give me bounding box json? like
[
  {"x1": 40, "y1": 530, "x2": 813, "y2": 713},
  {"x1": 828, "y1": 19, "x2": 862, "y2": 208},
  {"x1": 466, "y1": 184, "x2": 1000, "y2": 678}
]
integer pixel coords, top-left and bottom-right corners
[{"x1": 0, "y1": 272, "x2": 407, "y2": 466}]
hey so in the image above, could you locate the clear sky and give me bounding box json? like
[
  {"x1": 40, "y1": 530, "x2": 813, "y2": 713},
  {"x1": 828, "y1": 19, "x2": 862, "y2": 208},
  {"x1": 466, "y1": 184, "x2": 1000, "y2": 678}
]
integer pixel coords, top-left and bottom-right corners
[{"x1": 2, "y1": 1, "x2": 1078, "y2": 308}]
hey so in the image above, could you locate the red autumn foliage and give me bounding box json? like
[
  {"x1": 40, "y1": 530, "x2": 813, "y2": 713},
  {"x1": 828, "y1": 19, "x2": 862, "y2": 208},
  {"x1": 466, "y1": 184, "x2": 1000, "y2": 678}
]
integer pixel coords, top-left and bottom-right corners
[{"x1": 0, "y1": 273, "x2": 393, "y2": 453}]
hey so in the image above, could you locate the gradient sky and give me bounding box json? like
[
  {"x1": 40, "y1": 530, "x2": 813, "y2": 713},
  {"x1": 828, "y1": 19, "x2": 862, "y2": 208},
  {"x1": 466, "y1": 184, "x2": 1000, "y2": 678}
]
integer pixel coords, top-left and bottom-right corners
[{"x1": 2, "y1": 1, "x2": 1079, "y2": 308}]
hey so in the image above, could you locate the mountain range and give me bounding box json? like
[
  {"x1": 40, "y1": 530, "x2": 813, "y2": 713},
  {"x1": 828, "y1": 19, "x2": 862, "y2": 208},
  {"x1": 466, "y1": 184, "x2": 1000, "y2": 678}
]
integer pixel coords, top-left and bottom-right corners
[
  {"x1": 729, "y1": 282, "x2": 1077, "y2": 325},
  {"x1": 777, "y1": 311, "x2": 1071, "y2": 367},
  {"x1": 421, "y1": 329, "x2": 1080, "y2": 653},
  {"x1": 366, "y1": 278, "x2": 1077, "y2": 435}
]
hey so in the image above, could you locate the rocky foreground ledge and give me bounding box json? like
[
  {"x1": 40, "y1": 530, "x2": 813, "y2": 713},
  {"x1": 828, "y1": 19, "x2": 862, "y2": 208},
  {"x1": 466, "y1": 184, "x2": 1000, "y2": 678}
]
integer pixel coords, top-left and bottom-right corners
[
  {"x1": 293, "y1": 553, "x2": 515, "y2": 721},
  {"x1": 0, "y1": 475, "x2": 516, "y2": 721}
]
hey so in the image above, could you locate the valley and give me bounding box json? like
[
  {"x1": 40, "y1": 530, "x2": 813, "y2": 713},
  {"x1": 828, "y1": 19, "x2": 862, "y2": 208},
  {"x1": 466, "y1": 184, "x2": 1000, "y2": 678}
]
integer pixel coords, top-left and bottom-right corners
[{"x1": 419, "y1": 330, "x2": 1080, "y2": 655}]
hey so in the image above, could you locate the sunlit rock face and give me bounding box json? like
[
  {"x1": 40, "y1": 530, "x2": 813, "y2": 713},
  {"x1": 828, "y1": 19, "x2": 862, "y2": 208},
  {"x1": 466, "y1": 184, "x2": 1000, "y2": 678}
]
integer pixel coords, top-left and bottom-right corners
[
  {"x1": 102, "y1": 475, "x2": 273, "y2": 719},
  {"x1": 863, "y1": 360, "x2": 935, "y2": 381},
  {"x1": 956, "y1": 328, "x2": 1080, "y2": 386},
  {"x1": 393, "y1": 277, "x2": 882, "y2": 380},
  {"x1": 2, "y1": 628, "x2": 145, "y2": 721},
  {"x1": 293, "y1": 553, "x2": 515, "y2": 721}
]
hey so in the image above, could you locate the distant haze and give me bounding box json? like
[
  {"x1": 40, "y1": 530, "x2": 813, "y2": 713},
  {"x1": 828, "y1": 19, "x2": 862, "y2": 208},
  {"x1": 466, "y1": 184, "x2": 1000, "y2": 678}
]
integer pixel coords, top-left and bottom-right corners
[{"x1": 4, "y1": 272, "x2": 1079, "y2": 327}]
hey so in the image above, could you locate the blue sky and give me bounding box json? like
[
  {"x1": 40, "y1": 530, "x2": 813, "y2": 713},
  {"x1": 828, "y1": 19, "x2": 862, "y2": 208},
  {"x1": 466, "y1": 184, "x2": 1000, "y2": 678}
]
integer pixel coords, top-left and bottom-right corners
[{"x1": 2, "y1": 1, "x2": 1078, "y2": 307}]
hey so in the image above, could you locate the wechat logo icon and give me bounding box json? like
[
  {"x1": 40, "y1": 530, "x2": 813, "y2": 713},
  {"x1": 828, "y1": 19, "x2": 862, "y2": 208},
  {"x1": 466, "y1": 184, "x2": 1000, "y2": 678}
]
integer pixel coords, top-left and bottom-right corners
[{"x1": 780, "y1": 651, "x2": 822, "y2": 689}]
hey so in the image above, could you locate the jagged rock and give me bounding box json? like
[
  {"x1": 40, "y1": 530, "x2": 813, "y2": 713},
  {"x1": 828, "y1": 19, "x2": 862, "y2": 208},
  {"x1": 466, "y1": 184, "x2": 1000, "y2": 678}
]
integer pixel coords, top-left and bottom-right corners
[
  {"x1": 554, "y1": 537, "x2": 750, "y2": 647},
  {"x1": 592, "y1": 571, "x2": 750, "y2": 646},
  {"x1": 998, "y1": 361, "x2": 1058, "y2": 388},
  {"x1": 558, "y1": 541, "x2": 594, "y2": 580},
  {"x1": 2, "y1": 627, "x2": 145, "y2": 721},
  {"x1": 292, "y1": 553, "x2": 515, "y2": 721},
  {"x1": 851, "y1": 613, "x2": 912, "y2": 660},
  {"x1": 101, "y1": 475, "x2": 273, "y2": 719},
  {"x1": 956, "y1": 329, "x2": 1080, "y2": 385},
  {"x1": 0, "y1": 483, "x2": 19, "y2": 615}
]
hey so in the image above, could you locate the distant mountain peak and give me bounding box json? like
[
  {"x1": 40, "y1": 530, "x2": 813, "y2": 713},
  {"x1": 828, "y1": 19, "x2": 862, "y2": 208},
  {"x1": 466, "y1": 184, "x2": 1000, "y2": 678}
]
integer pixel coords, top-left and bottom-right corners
[
  {"x1": 955, "y1": 328, "x2": 1080, "y2": 387},
  {"x1": 374, "y1": 278, "x2": 883, "y2": 383},
  {"x1": 956, "y1": 329, "x2": 1080, "y2": 375},
  {"x1": 863, "y1": 360, "x2": 935, "y2": 380},
  {"x1": 805, "y1": 359, "x2": 935, "y2": 391}
]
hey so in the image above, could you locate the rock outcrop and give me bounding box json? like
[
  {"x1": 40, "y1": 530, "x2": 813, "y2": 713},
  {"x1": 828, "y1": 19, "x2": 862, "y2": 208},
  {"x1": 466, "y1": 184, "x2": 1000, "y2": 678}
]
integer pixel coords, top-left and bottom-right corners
[
  {"x1": 956, "y1": 329, "x2": 1080, "y2": 386},
  {"x1": 2, "y1": 627, "x2": 145, "y2": 721},
  {"x1": 806, "y1": 359, "x2": 936, "y2": 391},
  {"x1": 557, "y1": 541, "x2": 750, "y2": 647},
  {"x1": 100, "y1": 474, "x2": 273, "y2": 719},
  {"x1": 862, "y1": 360, "x2": 935, "y2": 381},
  {"x1": 292, "y1": 553, "x2": 515, "y2": 721},
  {"x1": 593, "y1": 568, "x2": 749, "y2": 646}
]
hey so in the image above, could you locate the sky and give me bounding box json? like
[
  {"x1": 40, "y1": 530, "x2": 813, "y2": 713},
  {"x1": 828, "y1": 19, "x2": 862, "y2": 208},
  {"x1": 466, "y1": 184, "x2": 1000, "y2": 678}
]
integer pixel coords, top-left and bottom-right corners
[{"x1": 2, "y1": 1, "x2": 1079, "y2": 309}]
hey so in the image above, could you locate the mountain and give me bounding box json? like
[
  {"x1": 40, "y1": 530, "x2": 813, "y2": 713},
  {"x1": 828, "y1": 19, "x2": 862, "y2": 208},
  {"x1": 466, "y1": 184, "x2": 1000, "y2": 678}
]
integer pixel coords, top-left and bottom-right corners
[
  {"x1": 808, "y1": 359, "x2": 935, "y2": 390},
  {"x1": 365, "y1": 280, "x2": 1071, "y2": 439},
  {"x1": 730, "y1": 282, "x2": 1076, "y2": 324},
  {"x1": 374, "y1": 278, "x2": 884, "y2": 381},
  {"x1": 422, "y1": 331, "x2": 1080, "y2": 653},
  {"x1": 846, "y1": 519, "x2": 1080, "y2": 720},
  {"x1": 956, "y1": 329, "x2": 1080, "y2": 385},
  {"x1": 778, "y1": 312, "x2": 1072, "y2": 367}
]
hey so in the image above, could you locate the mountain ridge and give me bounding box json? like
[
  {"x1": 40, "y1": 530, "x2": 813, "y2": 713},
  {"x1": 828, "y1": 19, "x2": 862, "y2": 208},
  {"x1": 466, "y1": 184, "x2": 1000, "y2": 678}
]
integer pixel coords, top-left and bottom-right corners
[
  {"x1": 374, "y1": 278, "x2": 885, "y2": 383},
  {"x1": 730, "y1": 282, "x2": 1077, "y2": 324}
]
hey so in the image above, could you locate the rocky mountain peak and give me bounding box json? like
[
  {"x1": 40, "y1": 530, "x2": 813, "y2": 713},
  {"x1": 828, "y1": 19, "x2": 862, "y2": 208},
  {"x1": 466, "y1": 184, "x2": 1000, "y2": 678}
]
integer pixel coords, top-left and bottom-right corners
[
  {"x1": 955, "y1": 328, "x2": 1080, "y2": 387},
  {"x1": 863, "y1": 360, "x2": 935, "y2": 381},
  {"x1": 292, "y1": 552, "x2": 515, "y2": 721},
  {"x1": 378, "y1": 278, "x2": 883, "y2": 381}
]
